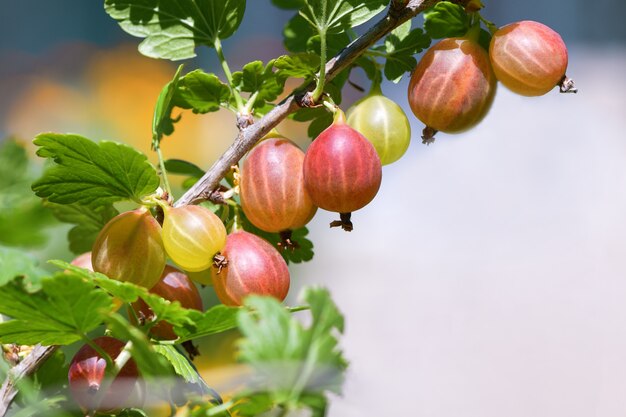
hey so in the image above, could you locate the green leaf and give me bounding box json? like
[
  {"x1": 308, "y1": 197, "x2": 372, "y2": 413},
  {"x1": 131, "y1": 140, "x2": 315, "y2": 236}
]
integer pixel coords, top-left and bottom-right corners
[
  {"x1": 53, "y1": 261, "x2": 198, "y2": 331},
  {"x1": 32, "y1": 133, "x2": 159, "y2": 208},
  {"x1": 0, "y1": 201, "x2": 55, "y2": 248},
  {"x1": 174, "y1": 305, "x2": 239, "y2": 343},
  {"x1": 274, "y1": 53, "x2": 319, "y2": 80},
  {"x1": 153, "y1": 345, "x2": 202, "y2": 384},
  {"x1": 232, "y1": 61, "x2": 286, "y2": 106},
  {"x1": 300, "y1": 0, "x2": 387, "y2": 34},
  {"x1": 0, "y1": 247, "x2": 48, "y2": 288},
  {"x1": 232, "y1": 393, "x2": 275, "y2": 417},
  {"x1": 173, "y1": 70, "x2": 231, "y2": 114},
  {"x1": 423, "y1": 1, "x2": 470, "y2": 39},
  {"x1": 283, "y1": 14, "x2": 315, "y2": 53},
  {"x1": 291, "y1": 106, "x2": 333, "y2": 140},
  {"x1": 0, "y1": 273, "x2": 113, "y2": 345},
  {"x1": 164, "y1": 159, "x2": 205, "y2": 178},
  {"x1": 45, "y1": 202, "x2": 119, "y2": 254},
  {"x1": 237, "y1": 287, "x2": 346, "y2": 405},
  {"x1": 0, "y1": 139, "x2": 57, "y2": 248},
  {"x1": 382, "y1": 22, "x2": 431, "y2": 83},
  {"x1": 153, "y1": 64, "x2": 184, "y2": 146},
  {"x1": 104, "y1": 0, "x2": 246, "y2": 60},
  {"x1": 105, "y1": 313, "x2": 174, "y2": 377},
  {"x1": 0, "y1": 138, "x2": 28, "y2": 191},
  {"x1": 271, "y1": 0, "x2": 304, "y2": 8}
]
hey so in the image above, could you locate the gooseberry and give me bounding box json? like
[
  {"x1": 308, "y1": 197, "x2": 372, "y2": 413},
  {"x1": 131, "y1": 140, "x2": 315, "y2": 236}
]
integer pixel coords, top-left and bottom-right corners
[
  {"x1": 303, "y1": 109, "x2": 382, "y2": 231},
  {"x1": 408, "y1": 37, "x2": 496, "y2": 139},
  {"x1": 92, "y1": 208, "x2": 166, "y2": 289},
  {"x1": 162, "y1": 205, "x2": 227, "y2": 272},
  {"x1": 240, "y1": 136, "x2": 317, "y2": 233},
  {"x1": 489, "y1": 20, "x2": 570, "y2": 96},
  {"x1": 71, "y1": 252, "x2": 124, "y2": 311},
  {"x1": 347, "y1": 89, "x2": 411, "y2": 165},
  {"x1": 132, "y1": 265, "x2": 203, "y2": 340},
  {"x1": 68, "y1": 336, "x2": 139, "y2": 412},
  {"x1": 211, "y1": 230, "x2": 289, "y2": 306}
]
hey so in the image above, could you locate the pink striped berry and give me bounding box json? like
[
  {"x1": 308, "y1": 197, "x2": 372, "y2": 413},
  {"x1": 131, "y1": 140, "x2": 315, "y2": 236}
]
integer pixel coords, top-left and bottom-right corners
[
  {"x1": 408, "y1": 37, "x2": 496, "y2": 136},
  {"x1": 211, "y1": 231, "x2": 289, "y2": 306},
  {"x1": 490, "y1": 20, "x2": 568, "y2": 96},
  {"x1": 240, "y1": 136, "x2": 317, "y2": 233},
  {"x1": 303, "y1": 110, "x2": 382, "y2": 231}
]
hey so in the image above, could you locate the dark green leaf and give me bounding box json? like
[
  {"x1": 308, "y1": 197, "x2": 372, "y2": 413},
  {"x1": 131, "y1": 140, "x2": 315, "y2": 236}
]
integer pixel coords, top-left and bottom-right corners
[
  {"x1": 0, "y1": 273, "x2": 113, "y2": 345},
  {"x1": 174, "y1": 70, "x2": 231, "y2": 114},
  {"x1": 32, "y1": 134, "x2": 159, "y2": 208},
  {"x1": 153, "y1": 64, "x2": 184, "y2": 145},
  {"x1": 0, "y1": 247, "x2": 48, "y2": 288},
  {"x1": 32, "y1": 349, "x2": 68, "y2": 394},
  {"x1": 274, "y1": 53, "x2": 320, "y2": 80},
  {"x1": 174, "y1": 305, "x2": 239, "y2": 342},
  {"x1": 232, "y1": 61, "x2": 286, "y2": 106},
  {"x1": 283, "y1": 14, "x2": 316, "y2": 53},
  {"x1": 164, "y1": 159, "x2": 205, "y2": 178},
  {"x1": 478, "y1": 27, "x2": 492, "y2": 51},
  {"x1": 300, "y1": 0, "x2": 387, "y2": 33},
  {"x1": 104, "y1": 0, "x2": 246, "y2": 60},
  {"x1": 45, "y1": 202, "x2": 118, "y2": 254},
  {"x1": 237, "y1": 287, "x2": 347, "y2": 405},
  {"x1": 105, "y1": 313, "x2": 174, "y2": 377},
  {"x1": 382, "y1": 22, "x2": 431, "y2": 83},
  {"x1": 153, "y1": 345, "x2": 203, "y2": 384},
  {"x1": 423, "y1": 1, "x2": 470, "y2": 39}
]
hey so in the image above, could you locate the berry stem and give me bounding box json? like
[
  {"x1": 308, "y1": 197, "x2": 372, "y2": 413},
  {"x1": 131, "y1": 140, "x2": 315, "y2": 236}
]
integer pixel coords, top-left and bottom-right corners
[
  {"x1": 214, "y1": 37, "x2": 245, "y2": 114},
  {"x1": 311, "y1": 27, "x2": 328, "y2": 103}
]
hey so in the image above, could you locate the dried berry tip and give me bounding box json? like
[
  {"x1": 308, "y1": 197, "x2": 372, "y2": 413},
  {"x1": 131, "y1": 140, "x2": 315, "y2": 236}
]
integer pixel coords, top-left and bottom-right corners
[
  {"x1": 421, "y1": 127, "x2": 438, "y2": 145},
  {"x1": 213, "y1": 253, "x2": 228, "y2": 274},
  {"x1": 559, "y1": 75, "x2": 578, "y2": 94},
  {"x1": 330, "y1": 212, "x2": 354, "y2": 232},
  {"x1": 278, "y1": 230, "x2": 300, "y2": 251}
]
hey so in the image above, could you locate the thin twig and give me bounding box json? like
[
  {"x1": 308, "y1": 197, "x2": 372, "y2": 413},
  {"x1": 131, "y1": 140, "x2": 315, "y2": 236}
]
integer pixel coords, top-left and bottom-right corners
[
  {"x1": 0, "y1": 345, "x2": 58, "y2": 416},
  {"x1": 175, "y1": 0, "x2": 440, "y2": 207}
]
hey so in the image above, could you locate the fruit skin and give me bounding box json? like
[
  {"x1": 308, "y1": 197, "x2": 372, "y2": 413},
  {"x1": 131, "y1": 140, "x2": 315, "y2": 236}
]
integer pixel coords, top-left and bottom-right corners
[
  {"x1": 303, "y1": 112, "x2": 382, "y2": 214},
  {"x1": 162, "y1": 205, "x2": 227, "y2": 272},
  {"x1": 70, "y1": 252, "x2": 93, "y2": 270},
  {"x1": 489, "y1": 20, "x2": 568, "y2": 96},
  {"x1": 241, "y1": 137, "x2": 317, "y2": 233},
  {"x1": 68, "y1": 336, "x2": 139, "y2": 412},
  {"x1": 211, "y1": 231, "x2": 289, "y2": 306},
  {"x1": 132, "y1": 265, "x2": 203, "y2": 340},
  {"x1": 70, "y1": 252, "x2": 124, "y2": 311},
  {"x1": 347, "y1": 92, "x2": 411, "y2": 165},
  {"x1": 92, "y1": 208, "x2": 166, "y2": 289},
  {"x1": 408, "y1": 37, "x2": 497, "y2": 133}
]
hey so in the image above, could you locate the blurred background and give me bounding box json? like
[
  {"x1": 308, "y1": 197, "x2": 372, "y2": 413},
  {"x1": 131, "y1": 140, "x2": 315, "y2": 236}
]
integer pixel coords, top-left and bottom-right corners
[{"x1": 1, "y1": 0, "x2": 626, "y2": 416}]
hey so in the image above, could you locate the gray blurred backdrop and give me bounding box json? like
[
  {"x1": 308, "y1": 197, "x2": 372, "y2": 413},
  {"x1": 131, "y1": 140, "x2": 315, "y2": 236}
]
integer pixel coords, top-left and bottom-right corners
[{"x1": 2, "y1": 1, "x2": 626, "y2": 416}]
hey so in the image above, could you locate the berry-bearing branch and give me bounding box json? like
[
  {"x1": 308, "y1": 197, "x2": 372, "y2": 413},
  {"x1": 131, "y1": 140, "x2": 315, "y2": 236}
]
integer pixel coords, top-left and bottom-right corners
[
  {"x1": 174, "y1": 0, "x2": 441, "y2": 207},
  {"x1": 0, "y1": 0, "x2": 442, "y2": 412}
]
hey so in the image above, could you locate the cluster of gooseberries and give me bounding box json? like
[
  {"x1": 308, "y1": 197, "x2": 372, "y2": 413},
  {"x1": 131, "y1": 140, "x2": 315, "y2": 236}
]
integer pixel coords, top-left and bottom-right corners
[
  {"x1": 66, "y1": 16, "x2": 574, "y2": 414},
  {"x1": 408, "y1": 20, "x2": 575, "y2": 143}
]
